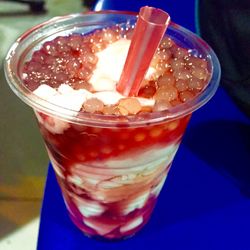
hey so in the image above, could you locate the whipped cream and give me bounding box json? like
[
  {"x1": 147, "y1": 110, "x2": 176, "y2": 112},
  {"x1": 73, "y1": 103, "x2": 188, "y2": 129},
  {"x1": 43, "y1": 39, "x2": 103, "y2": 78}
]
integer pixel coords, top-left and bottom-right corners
[
  {"x1": 33, "y1": 84, "x2": 155, "y2": 116},
  {"x1": 34, "y1": 84, "x2": 90, "y2": 115},
  {"x1": 90, "y1": 39, "x2": 156, "y2": 92}
]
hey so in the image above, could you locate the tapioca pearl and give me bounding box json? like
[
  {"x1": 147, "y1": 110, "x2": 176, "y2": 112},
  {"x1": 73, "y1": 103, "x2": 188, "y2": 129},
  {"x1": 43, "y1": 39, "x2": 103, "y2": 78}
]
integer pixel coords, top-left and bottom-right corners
[
  {"x1": 149, "y1": 128, "x2": 163, "y2": 138},
  {"x1": 156, "y1": 48, "x2": 172, "y2": 61},
  {"x1": 53, "y1": 72, "x2": 68, "y2": 83},
  {"x1": 120, "y1": 132, "x2": 130, "y2": 140},
  {"x1": 83, "y1": 98, "x2": 104, "y2": 113},
  {"x1": 157, "y1": 73, "x2": 175, "y2": 87},
  {"x1": 153, "y1": 99, "x2": 171, "y2": 112},
  {"x1": 89, "y1": 151, "x2": 98, "y2": 158},
  {"x1": 175, "y1": 79, "x2": 189, "y2": 91},
  {"x1": 134, "y1": 133, "x2": 146, "y2": 142},
  {"x1": 188, "y1": 77, "x2": 204, "y2": 91},
  {"x1": 24, "y1": 78, "x2": 40, "y2": 91},
  {"x1": 167, "y1": 120, "x2": 180, "y2": 131},
  {"x1": 25, "y1": 61, "x2": 42, "y2": 73},
  {"x1": 39, "y1": 67, "x2": 52, "y2": 79},
  {"x1": 68, "y1": 34, "x2": 83, "y2": 51},
  {"x1": 191, "y1": 66, "x2": 209, "y2": 80},
  {"x1": 44, "y1": 55, "x2": 57, "y2": 69},
  {"x1": 32, "y1": 50, "x2": 46, "y2": 62},
  {"x1": 101, "y1": 146, "x2": 113, "y2": 155},
  {"x1": 71, "y1": 80, "x2": 93, "y2": 91},
  {"x1": 91, "y1": 40, "x2": 108, "y2": 53},
  {"x1": 170, "y1": 58, "x2": 185, "y2": 71},
  {"x1": 62, "y1": 53, "x2": 74, "y2": 63},
  {"x1": 118, "y1": 144, "x2": 125, "y2": 150},
  {"x1": 185, "y1": 56, "x2": 208, "y2": 69},
  {"x1": 66, "y1": 58, "x2": 81, "y2": 75},
  {"x1": 150, "y1": 53, "x2": 160, "y2": 68},
  {"x1": 57, "y1": 43, "x2": 71, "y2": 54},
  {"x1": 120, "y1": 216, "x2": 143, "y2": 233},
  {"x1": 101, "y1": 28, "x2": 119, "y2": 43},
  {"x1": 159, "y1": 36, "x2": 174, "y2": 49},
  {"x1": 77, "y1": 67, "x2": 92, "y2": 80},
  {"x1": 154, "y1": 86, "x2": 178, "y2": 102},
  {"x1": 76, "y1": 154, "x2": 86, "y2": 162},
  {"x1": 55, "y1": 36, "x2": 67, "y2": 46},
  {"x1": 79, "y1": 42, "x2": 93, "y2": 56},
  {"x1": 119, "y1": 98, "x2": 142, "y2": 115},
  {"x1": 180, "y1": 90, "x2": 194, "y2": 102},
  {"x1": 83, "y1": 62, "x2": 96, "y2": 73},
  {"x1": 91, "y1": 127, "x2": 102, "y2": 133},
  {"x1": 80, "y1": 51, "x2": 98, "y2": 65},
  {"x1": 42, "y1": 41, "x2": 58, "y2": 56},
  {"x1": 172, "y1": 46, "x2": 189, "y2": 59},
  {"x1": 55, "y1": 37, "x2": 71, "y2": 53},
  {"x1": 173, "y1": 68, "x2": 192, "y2": 80},
  {"x1": 124, "y1": 28, "x2": 134, "y2": 39},
  {"x1": 155, "y1": 61, "x2": 169, "y2": 76},
  {"x1": 171, "y1": 99, "x2": 182, "y2": 107}
]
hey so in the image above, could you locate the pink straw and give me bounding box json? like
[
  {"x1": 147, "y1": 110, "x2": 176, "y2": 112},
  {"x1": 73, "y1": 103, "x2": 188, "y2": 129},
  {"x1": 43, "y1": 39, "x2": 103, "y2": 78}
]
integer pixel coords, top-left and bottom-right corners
[{"x1": 116, "y1": 6, "x2": 170, "y2": 96}]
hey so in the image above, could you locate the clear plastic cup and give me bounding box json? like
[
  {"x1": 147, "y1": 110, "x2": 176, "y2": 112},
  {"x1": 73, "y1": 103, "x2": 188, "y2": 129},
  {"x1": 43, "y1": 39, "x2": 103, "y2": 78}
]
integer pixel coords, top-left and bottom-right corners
[{"x1": 4, "y1": 11, "x2": 220, "y2": 240}]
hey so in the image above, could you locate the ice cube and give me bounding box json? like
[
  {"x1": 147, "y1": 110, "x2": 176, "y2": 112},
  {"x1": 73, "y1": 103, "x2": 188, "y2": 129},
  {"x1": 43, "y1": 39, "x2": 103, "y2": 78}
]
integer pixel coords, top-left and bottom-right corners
[
  {"x1": 93, "y1": 91, "x2": 123, "y2": 105},
  {"x1": 123, "y1": 191, "x2": 150, "y2": 215},
  {"x1": 33, "y1": 84, "x2": 57, "y2": 99},
  {"x1": 120, "y1": 216, "x2": 143, "y2": 233},
  {"x1": 33, "y1": 84, "x2": 90, "y2": 134},
  {"x1": 73, "y1": 195, "x2": 106, "y2": 217},
  {"x1": 83, "y1": 219, "x2": 119, "y2": 236}
]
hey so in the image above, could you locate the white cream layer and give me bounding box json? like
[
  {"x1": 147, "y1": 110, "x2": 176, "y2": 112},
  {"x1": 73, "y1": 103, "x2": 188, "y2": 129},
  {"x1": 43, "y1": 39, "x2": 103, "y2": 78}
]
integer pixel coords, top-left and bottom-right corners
[{"x1": 90, "y1": 39, "x2": 155, "y2": 91}]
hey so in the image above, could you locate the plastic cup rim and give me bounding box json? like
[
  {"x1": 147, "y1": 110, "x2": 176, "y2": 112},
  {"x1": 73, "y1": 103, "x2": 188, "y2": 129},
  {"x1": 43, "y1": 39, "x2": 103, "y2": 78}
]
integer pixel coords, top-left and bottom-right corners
[{"x1": 4, "y1": 11, "x2": 221, "y2": 128}]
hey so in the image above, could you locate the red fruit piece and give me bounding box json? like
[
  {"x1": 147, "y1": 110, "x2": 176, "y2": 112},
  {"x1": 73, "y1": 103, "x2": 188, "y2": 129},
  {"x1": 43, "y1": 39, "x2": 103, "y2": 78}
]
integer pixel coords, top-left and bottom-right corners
[
  {"x1": 118, "y1": 98, "x2": 142, "y2": 115},
  {"x1": 138, "y1": 81, "x2": 156, "y2": 98},
  {"x1": 83, "y1": 98, "x2": 104, "y2": 113}
]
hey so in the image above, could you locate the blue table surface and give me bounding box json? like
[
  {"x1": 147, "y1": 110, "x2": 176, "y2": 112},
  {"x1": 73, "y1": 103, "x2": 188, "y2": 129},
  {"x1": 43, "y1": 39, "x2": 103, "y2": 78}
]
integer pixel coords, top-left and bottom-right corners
[{"x1": 37, "y1": 86, "x2": 250, "y2": 250}]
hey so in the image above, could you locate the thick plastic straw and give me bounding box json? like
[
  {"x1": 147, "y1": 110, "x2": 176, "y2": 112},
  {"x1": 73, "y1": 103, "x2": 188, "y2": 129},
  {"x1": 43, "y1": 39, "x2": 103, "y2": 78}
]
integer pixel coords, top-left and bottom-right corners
[{"x1": 116, "y1": 6, "x2": 170, "y2": 96}]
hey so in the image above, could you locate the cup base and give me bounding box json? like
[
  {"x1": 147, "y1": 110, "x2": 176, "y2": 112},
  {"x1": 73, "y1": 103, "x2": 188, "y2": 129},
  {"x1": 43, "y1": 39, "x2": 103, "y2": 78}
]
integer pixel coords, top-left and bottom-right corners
[{"x1": 68, "y1": 206, "x2": 154, "y2": 241}]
